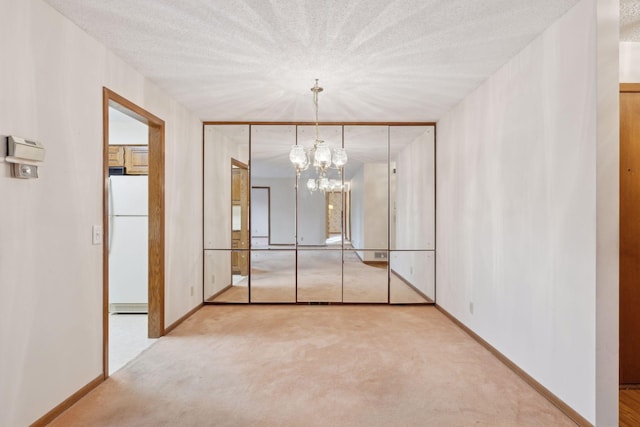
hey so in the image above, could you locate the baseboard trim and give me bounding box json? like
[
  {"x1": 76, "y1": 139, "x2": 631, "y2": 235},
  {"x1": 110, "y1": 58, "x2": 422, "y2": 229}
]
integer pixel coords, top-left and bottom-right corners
[
  {"x1": 435, "y1": 305, "x2": 592, "y2": 427},
  {"x1": 165, "y1": 303, "x2": 203, "y2": 335},
  {"x1": 30, "y1": 374, "x2": 103, "y2": 427},
  {"x1": 363, "y1": 260, "x2": 388, "y2": 268}
]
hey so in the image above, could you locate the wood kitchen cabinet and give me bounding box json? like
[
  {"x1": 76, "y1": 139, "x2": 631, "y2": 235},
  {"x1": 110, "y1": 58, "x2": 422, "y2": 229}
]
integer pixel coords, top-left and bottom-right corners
[
  {"x1": 124, "y1": 146, "x2": 149, "y2": 175},
  {"x1": 108, "y1": 146, "x2": 125, "y2": 167},
  {"x1": 109, "y1": 145, "x2": 149, "y2": 174}
]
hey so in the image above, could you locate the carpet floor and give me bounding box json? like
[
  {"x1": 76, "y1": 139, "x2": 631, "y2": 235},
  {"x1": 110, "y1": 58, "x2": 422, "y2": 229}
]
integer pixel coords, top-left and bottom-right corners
[{"x1": 51, "y1": 305, "x2": 575, "y2": 426}]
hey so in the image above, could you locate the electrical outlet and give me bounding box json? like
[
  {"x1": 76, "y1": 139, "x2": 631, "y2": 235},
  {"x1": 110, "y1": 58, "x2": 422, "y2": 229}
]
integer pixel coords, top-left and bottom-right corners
[
  {"x1": 469, "y1": 302, "x2": 474, "y2": 314},
  {"x1": 190, "y1": 286, "x2": 194, "y2": 296},
  {"x1": 211, "y1": 274, "x2": 215, "y2": 284}
]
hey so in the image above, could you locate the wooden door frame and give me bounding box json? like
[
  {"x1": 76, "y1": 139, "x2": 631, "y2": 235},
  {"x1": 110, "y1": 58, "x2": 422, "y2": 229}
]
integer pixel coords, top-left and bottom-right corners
[{"x1": 102, "y1": 88, "x2": 165, "y2": 378}]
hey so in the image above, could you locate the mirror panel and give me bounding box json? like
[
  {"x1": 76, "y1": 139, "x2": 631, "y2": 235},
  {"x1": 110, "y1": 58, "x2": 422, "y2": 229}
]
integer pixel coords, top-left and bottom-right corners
[
  {"x1": 251, "y1": 125, "x2": 296, "y2": 246},
  {"x1": 204, "y1": 249, "x2": 249, "y2": 303},
  {"x1": 297, "y1": 249, "x2": 342, "y2": 302},
  {"x1": 296, "y1": 126, "x2": 343, "y2": 246},
  {"x1": 250, "y1": 250, "x2": 296, "y2": 303},
  {"x1": 343, "y1": 126, "x2": 388, "y2": 251},
  {"x1": 389, "y1": 251, "x2": 434, "y2": 304},
  {"x1": 390, "y1": 126, "x2": 435, "y2": 250},
  {"x1": 343, "y1": 250, "x2": 388, "y2": 303},
  {"x1": 204, "y1": 125, "x2": 250, "y2": 250}
]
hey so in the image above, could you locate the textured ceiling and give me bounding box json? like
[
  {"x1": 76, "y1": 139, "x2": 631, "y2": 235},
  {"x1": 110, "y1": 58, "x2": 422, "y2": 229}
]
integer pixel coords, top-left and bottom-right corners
[
  {"x1": 622, "y1": 0, "x2": 640, "y2": 41},
  {"x1": 45, "y1": 0, "x2": 581, "y2": 122}
]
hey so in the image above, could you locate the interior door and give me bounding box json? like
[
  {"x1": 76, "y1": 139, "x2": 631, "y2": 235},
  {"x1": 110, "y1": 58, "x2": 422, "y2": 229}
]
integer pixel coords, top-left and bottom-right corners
[
  {"x1": 621, "y1": 87, "x2": 640, "y2": 385},
  {"x1": 231, "y1": 160, "x2": 249, "y2": 276}
]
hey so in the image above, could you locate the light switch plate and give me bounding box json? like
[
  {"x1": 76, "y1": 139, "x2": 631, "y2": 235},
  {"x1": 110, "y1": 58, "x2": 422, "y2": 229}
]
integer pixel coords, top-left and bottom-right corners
[{"x1": 92, "y1": 225, "x2": 103, "y2": 245}]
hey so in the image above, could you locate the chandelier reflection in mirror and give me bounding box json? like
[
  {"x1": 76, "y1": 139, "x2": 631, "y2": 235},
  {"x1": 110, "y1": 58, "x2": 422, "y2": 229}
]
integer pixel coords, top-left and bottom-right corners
[{"x1": 289, "y1": 79, "x2": 347, "y2": 192}]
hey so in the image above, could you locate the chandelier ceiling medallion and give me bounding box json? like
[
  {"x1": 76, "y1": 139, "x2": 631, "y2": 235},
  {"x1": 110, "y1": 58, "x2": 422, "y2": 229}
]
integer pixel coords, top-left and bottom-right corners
[{"x1": 289, "y1": 79, "x2": 347, "y2": 192}]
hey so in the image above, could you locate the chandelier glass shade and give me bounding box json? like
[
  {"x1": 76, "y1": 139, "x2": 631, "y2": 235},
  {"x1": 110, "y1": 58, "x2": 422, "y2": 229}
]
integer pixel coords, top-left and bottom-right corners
[{"x1": 289, "y1": 79, "x2": 347, "y2": 192}]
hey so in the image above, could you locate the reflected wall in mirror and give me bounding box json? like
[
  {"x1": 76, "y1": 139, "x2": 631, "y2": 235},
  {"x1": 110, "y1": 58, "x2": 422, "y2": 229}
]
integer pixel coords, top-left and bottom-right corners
[
  {"x1": 251, "y1": 187, "x2": 270, "y2": 247},
  {"x1": 390, "y1": 126, "x2": 435, "y2": 250},
  {"x1": 389, "y1": 251, "x2": 435, "y2": 303},
  {"x1": 204, "y1": 125, "x2": 249, "y2": 249},
  {"x1": 251, "y1": 125, "x2": 296, "y2": 247},
  {"x1": 204, "y1": 250, "x2": 249, "y2": 303},
  {"x1": 344, "y1": 126, "x2": 389, "y2": 255}
]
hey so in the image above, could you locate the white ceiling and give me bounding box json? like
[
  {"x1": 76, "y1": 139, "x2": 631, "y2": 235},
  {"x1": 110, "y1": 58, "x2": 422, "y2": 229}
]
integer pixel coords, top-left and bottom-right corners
[
  {"x1": 622, "y1": 0, "x2": 640, "y2": 41},
  {"x1": 45, "y1": 0, "x2": 583, "y2": 122}
]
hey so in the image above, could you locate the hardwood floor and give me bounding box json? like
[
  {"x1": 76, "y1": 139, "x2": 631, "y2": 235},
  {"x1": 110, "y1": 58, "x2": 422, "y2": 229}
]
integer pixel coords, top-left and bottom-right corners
[{"x1": 620, "y1": 389, "x2": 640, "y2": 426}]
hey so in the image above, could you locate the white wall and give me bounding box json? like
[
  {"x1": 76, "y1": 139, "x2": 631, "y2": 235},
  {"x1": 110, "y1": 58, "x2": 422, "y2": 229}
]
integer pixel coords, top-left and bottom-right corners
[
  {"x1": 251, "y1": 187, "x2": 269, "y2": 237},
  {"x1": 251, "y1": 178, "x2": 295, "y2": 245},
  {"x1": 437, "y1": 0, "x2": 600, "y2": 422},
  {"x1": 596, "y1": 0, "x2": 620, "y2": 424},
  {"x1": 621, "y1": 41, "x2": 640, "y2": 82},
  {"x1": 0, "y1": 0, "x2": 203, "y2": 425}
]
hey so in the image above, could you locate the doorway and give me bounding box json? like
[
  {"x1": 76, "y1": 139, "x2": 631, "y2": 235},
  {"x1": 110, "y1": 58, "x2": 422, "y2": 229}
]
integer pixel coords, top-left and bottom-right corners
[
  {"x1": 103, "y1": 88, "x2": 165, "y2": 377},
  {"x1": 620, "y1": 83, "x2": 640, "y2": 425}
]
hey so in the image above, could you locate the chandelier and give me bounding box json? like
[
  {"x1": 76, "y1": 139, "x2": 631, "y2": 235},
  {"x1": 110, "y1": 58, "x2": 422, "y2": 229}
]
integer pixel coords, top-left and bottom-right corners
[{"x1": 289, "y1": 79, "x2": 347, "y2": 192}]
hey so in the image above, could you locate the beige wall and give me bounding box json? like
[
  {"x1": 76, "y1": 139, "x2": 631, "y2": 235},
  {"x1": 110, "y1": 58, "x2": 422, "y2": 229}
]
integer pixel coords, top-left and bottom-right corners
[
  {"x1": 436, "y1": 0, "x2": 618, "y2": 423},
  {"x1": 0, "y1": 0, "x2": 203, "y2": 425},
  {"x1": 621, "y1": 41, "x2": 640, "y2": 83}
]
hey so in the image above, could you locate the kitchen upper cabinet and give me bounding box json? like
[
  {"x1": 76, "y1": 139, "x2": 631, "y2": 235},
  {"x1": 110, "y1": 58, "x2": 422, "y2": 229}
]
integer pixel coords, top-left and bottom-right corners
[
  {"x1": 124, "y1": 146, "x2": 149, "y2": 175},
  {"x1": 109, "y1": 145, "x2": 149, "y2": 175},
  {"x1": 108, "y1": 146, "x2": 125, "y2": 167}
]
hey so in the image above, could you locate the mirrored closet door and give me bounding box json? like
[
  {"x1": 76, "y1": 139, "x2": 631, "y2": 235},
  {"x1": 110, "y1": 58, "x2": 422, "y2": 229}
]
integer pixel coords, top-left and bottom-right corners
[
  {"x1": 203, "y1": 123, "x2": 435, "y2": 304},
  {"x1": 203, "y1": 124, "x2": 249, "y2": 303},
  {"x1": 250, "y1": 125, "x2": 297, "y2": 303}
]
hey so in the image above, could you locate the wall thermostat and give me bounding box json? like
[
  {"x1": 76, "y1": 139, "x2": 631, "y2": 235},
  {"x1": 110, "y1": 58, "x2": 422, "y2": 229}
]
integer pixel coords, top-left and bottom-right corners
[{"x1": 7, "y1": 135, "x2": 45, "y2": 161}]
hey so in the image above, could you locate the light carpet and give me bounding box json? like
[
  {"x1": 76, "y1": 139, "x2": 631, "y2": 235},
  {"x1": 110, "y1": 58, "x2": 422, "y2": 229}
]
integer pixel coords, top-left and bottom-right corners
[{"x1": 51, "y1": 305, "x2": 575, "y2": 426}]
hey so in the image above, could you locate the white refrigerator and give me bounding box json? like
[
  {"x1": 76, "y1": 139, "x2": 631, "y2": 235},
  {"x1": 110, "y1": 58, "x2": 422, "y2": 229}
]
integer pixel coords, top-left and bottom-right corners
[{"x1": 108, "y1": 175, "x2": 148, "y2": 313}]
